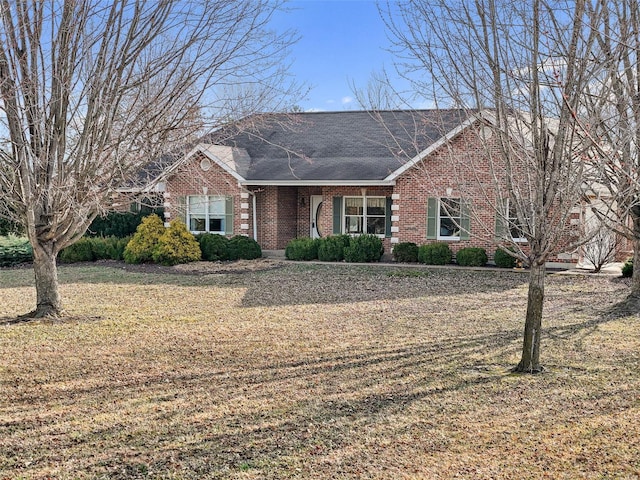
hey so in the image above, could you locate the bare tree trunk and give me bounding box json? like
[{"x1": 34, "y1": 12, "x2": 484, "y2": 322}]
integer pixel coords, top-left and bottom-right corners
[
  {"x1": 515, "y1": 262, "x2": 545, "y2": 373},
  {"x1": 27, "y1": 240, "x2": 62, "y2": 318}
]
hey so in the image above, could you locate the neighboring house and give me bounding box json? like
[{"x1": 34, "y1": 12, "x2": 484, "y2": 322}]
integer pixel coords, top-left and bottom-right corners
[{"x1": 149, "y1": 109, "x2": 584, "y2": 266}]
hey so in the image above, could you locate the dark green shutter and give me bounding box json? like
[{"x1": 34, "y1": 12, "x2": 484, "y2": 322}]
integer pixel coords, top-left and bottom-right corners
[
  {"x1": 495, "y1": 198, "x2": 507, "y2": 240},
  {"x1": 426, "y1": 197, "x2": 437, "y2": 239},
  {"x1": 385, "y1": 197, "x2": 392, "y2": 238},
  {"x1": 460, "y1": 200, "x2": 471, "y2": 240},
  {"x1": 225, "y1": 196, "x2": 234, "y2": 235},
  {"x1": 176, "y1": 196, "x2": 187, "y2": 224},
  {"x1": 333, "y1": 196, "x2": 343, "y2": 234}
]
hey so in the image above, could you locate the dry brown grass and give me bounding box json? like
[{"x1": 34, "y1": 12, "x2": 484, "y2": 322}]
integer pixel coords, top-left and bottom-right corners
[{"x1": 0, "y1": 262, "x2": 639, "y2": 479}]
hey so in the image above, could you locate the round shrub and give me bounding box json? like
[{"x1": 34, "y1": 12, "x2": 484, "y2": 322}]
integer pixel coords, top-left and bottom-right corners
[
  {"x1": 59, "y1": 237, "x2": 95, "y2": 263},
  {"x1": 228, "y1": 235, "x2": 262, "y2": 260},
  {"x1": 343, "y1": 234, "x2": 384, "y2": 263},
  {"x1": 622, "y1": 257, "x2": 633, "y2": 278},
  {"x1": 152, "y1": 220, "x2": 201, "y2": 266},
  {"x1": 198, "y1": 233, "x2": 231, "y2": 261},
  {"x1": 317, "y1": 235, "x2": 351, "y2": 262},
  {"x1": 123, "y1": 214, "x2": 165, "y2": 264},
  {"x1": 392, "y1": 242, "x2": 419, "y2": 263},
  {"x1": 493, "y1": 248, "x2": 517, "y2": 268},
  {"x1": 418, "y1": 242, "x2": 452, "y2": 265},
  {"x1": 285, "y1": 237, "x2": 320, "y2": 261},
  {"x1": 456, "y1": 247, "x2": 488, "y2": 267}
]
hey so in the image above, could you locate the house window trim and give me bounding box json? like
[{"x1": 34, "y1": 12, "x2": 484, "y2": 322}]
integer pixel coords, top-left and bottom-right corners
[
  {"x1": 342, "y1": 195, "x2": 387, "y2": 237},
  {"x1": 187, "y1": 194, "x2": 226, "y2": 235},
  {"x1": 437, "y1": 197, "x2": 462, "y2": 241}
]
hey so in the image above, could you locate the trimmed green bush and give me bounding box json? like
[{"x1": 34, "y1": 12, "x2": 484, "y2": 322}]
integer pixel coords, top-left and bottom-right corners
[
  {"x1": 456, "y1": 247, "x2": 488, "y2": 267},
  {"x1": 123, "y1": 214, "x2": 166, "y2": 264},
  {"x1": 285, "y1": 237, "x2": 320, "y2": 261},
  {"x1": 622, "y1": 258, "x2": 633, "y2": 278},
  {"x1": 493, "y1": 248, "x2": 517, "y2": 268},
  {"x1": 343, "y1": 234, "x2": 384, "y2": 263},
  {"x1": 59, "y1": 238, "x2": 96, "y2": 263},
  {"x1": 317, "y1": 235, "x2": 351, "y2": 262},
  {"x1": 392, "y1": 242, "x2": 419, "y2": 263},
  {"x1": 228, "y1": 235, "x2": 262, "y2": 260},
  {"x1": 418, "y1": 242, "x2": 452, "y2": 265},
  {"x1": 198, "y1": 233, "x2": 231, "y2": 261},
  {"x1": 0, "y1": 235, "x2": 32, "y2": 266},
  {"x1": 152, "y1": 220, "x2": 201, "y2": 266}
]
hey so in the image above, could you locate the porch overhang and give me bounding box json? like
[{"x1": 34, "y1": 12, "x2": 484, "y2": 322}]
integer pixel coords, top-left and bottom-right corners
[{"x1": 240, "y1": 179, "x2": 396, "y2": 187}]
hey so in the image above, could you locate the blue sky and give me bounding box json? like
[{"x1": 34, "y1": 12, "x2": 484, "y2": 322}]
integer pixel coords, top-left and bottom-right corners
[{"x1": 272, "y1": 0, "x2": 413, "y2": 111}]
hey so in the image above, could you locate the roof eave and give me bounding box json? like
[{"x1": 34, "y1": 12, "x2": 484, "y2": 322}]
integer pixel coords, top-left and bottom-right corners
[{"x1": 241, "y1": 179, "x2": 396, "y2": 187}]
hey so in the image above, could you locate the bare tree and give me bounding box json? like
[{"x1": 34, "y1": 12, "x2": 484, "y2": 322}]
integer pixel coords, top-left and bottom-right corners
[
  {"x1": 0, "y1": 0, "x2": 299, "y2": 318},
  {"x1": 384, "y1": 0, "x2": 601, "y2": 372},
  {"x1": 582, "y1": 0, "x2": 640, "y2": 294}
]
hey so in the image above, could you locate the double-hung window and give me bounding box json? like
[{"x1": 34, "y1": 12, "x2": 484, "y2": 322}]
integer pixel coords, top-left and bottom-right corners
[
  {"x1": 344, "y1": 196, "x2": 387, "y2": 235},
  {"x1": 187, "y1": 195, "x2": 232, "y2": 234},
  {"x1": 427, "y1": 197, "x2": 470, "y2": 240}
]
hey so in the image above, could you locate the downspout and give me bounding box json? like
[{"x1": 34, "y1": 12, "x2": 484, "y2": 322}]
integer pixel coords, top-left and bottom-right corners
[{"x1": 248, "y1": 190, "x2": 258, "y2": 242}]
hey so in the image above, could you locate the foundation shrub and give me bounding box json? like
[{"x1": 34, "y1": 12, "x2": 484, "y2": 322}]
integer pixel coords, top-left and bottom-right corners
[
  {"x1": 285, "y1": 237, "x2": 320, "y2": 261},
  {"x1": 456, "y1": 247, "x2": 488, "y2": 267},
  {"x1": 494, "y1": 248, "x2": 517, "y2": 268},
  {"x1": 123, "y1": 214, "x2": 165, "y2": 264},
  {"x1": 343, "y1": 234, "x2": 384, "y2": 263},
  {"x1": 317, "y1": 235, "x2": 351, "y2": 262},
  {"x1": 198, "y1": 234, "x2": 231, "y2": 261},
  {"x1": 622, "y1": 258, "x2": 633, "y2": 278},
  {"x1": 228, "y1": 235, "x2": 262, "y2": 260},
  {"x1": 59, "y1": 238, "x2": 95, "y2": 263},
  {"x1": 152, "y1": 220, "x2": 201, "y2": 266},
  {"x1": 392, "y1": 242, "x2": 419, "y2": 263},
  {"x1": 418, "y1": 242, "x2": 452, "y2": 265}
]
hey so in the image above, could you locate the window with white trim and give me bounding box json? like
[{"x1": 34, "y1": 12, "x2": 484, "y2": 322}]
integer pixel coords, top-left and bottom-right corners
[
  {"x1": 187, "y1": 195, "x2": 227, "y2": 234},
  {"x1": 344, "y1": 196, "x2": 386, "y2": 235},
  {"x1": 438, "y1": 198, "x2": 462, "y2": 240}
]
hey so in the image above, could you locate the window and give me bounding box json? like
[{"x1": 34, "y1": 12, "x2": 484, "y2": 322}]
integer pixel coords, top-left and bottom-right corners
[
  {"x1": 187, "y1": 195, "x2": 232, "y2": 234},
  {"x1": 343, "y1": 196, "x2": 387, "y2": 235},
  {"x1": 427, "y1": 197, "x2": 470, "y2": 240},
  {"x1": 507, "y1": 199, "x2": 527, "y2": 242},
  {"x1": 438, "y1": 198, "x2": 462, "y2": 239}
]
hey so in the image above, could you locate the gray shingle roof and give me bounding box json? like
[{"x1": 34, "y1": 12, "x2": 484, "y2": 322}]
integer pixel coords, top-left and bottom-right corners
[{"x1": 211, "y1": 109, "x2": 475, "y2": 182}]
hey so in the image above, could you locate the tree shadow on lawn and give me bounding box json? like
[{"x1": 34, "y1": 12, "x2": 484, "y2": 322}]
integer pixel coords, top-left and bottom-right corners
[{"x1": 4, "y1": 298, "x2": 636, "y2": 478}]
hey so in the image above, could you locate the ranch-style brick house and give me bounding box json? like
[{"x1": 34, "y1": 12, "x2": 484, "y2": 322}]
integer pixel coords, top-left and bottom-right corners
[{"x1": 149, "y1": 109, "x2": 584, "y2": 266}]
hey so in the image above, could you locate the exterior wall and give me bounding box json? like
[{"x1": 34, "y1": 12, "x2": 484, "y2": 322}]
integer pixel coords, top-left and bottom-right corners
[
  {"x1": 164, "y1": 153, "x2": 254, "y2": 239},
  {"x1": 252, "y1": 186, "x2": 300, "y2": 249}
]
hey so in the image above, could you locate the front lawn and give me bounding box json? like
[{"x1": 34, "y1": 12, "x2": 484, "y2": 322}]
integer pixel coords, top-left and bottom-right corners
[{"x1": 1, "y1": 263, "x2": 639, "y2": 479}]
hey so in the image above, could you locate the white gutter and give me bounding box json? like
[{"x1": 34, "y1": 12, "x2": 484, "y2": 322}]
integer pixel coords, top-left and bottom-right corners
[{"x1": 241, "y1": 179, "x2": 396, "y2": 187}]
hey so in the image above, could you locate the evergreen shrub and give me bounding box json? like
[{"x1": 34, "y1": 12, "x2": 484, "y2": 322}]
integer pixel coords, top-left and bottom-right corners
[
  {"x1": 123, "y1": 214, "x2": 166, "y2": 264},
  {"x1": 622, "y1": 258, "x2": 633, "y2": 278},
  {"x1": 152, "y1": 220, "x2": 201, "y2": 266},
  {"x1": 87, "y1": 208, "x2": 162, "y2": 238},
  {"x1": 59, "y1": 238, "x2": 95, "y2": 263},
  {"x1": 456, "y1": 247, "x2": 488, "y2": 267},
  {"x1": 343, "y1": 234, "x2": 384, "y2": 263},
  {"x1": 418, "y1": 242, "x2": 452, "y2": 265},
  {"x1": 198, "y1": 233, "x2": 231, "y2": 261},
  {"x1": 0, "y1": 235, "x2": 33, "y2": 266},
  {"x1": 494, "y1": 248, "x2": 517, "y2": 268},
  {"x1": 228, "y1": 235, "x2": 262, "y2": 260},
  {"x1": 317, "y1": 235, "x2": 351, "y2": 262},
  {"x1": 285, "y1": 237, "x2": 320, "y2": 261},
  {"x1": 392, "y1": 242, "x2": 419, "y2": 263}
]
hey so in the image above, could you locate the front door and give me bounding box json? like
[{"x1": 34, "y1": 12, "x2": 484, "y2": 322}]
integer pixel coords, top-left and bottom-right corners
[{"x1": 310, "y1": 195, "x2": 323, "y2": 239}]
